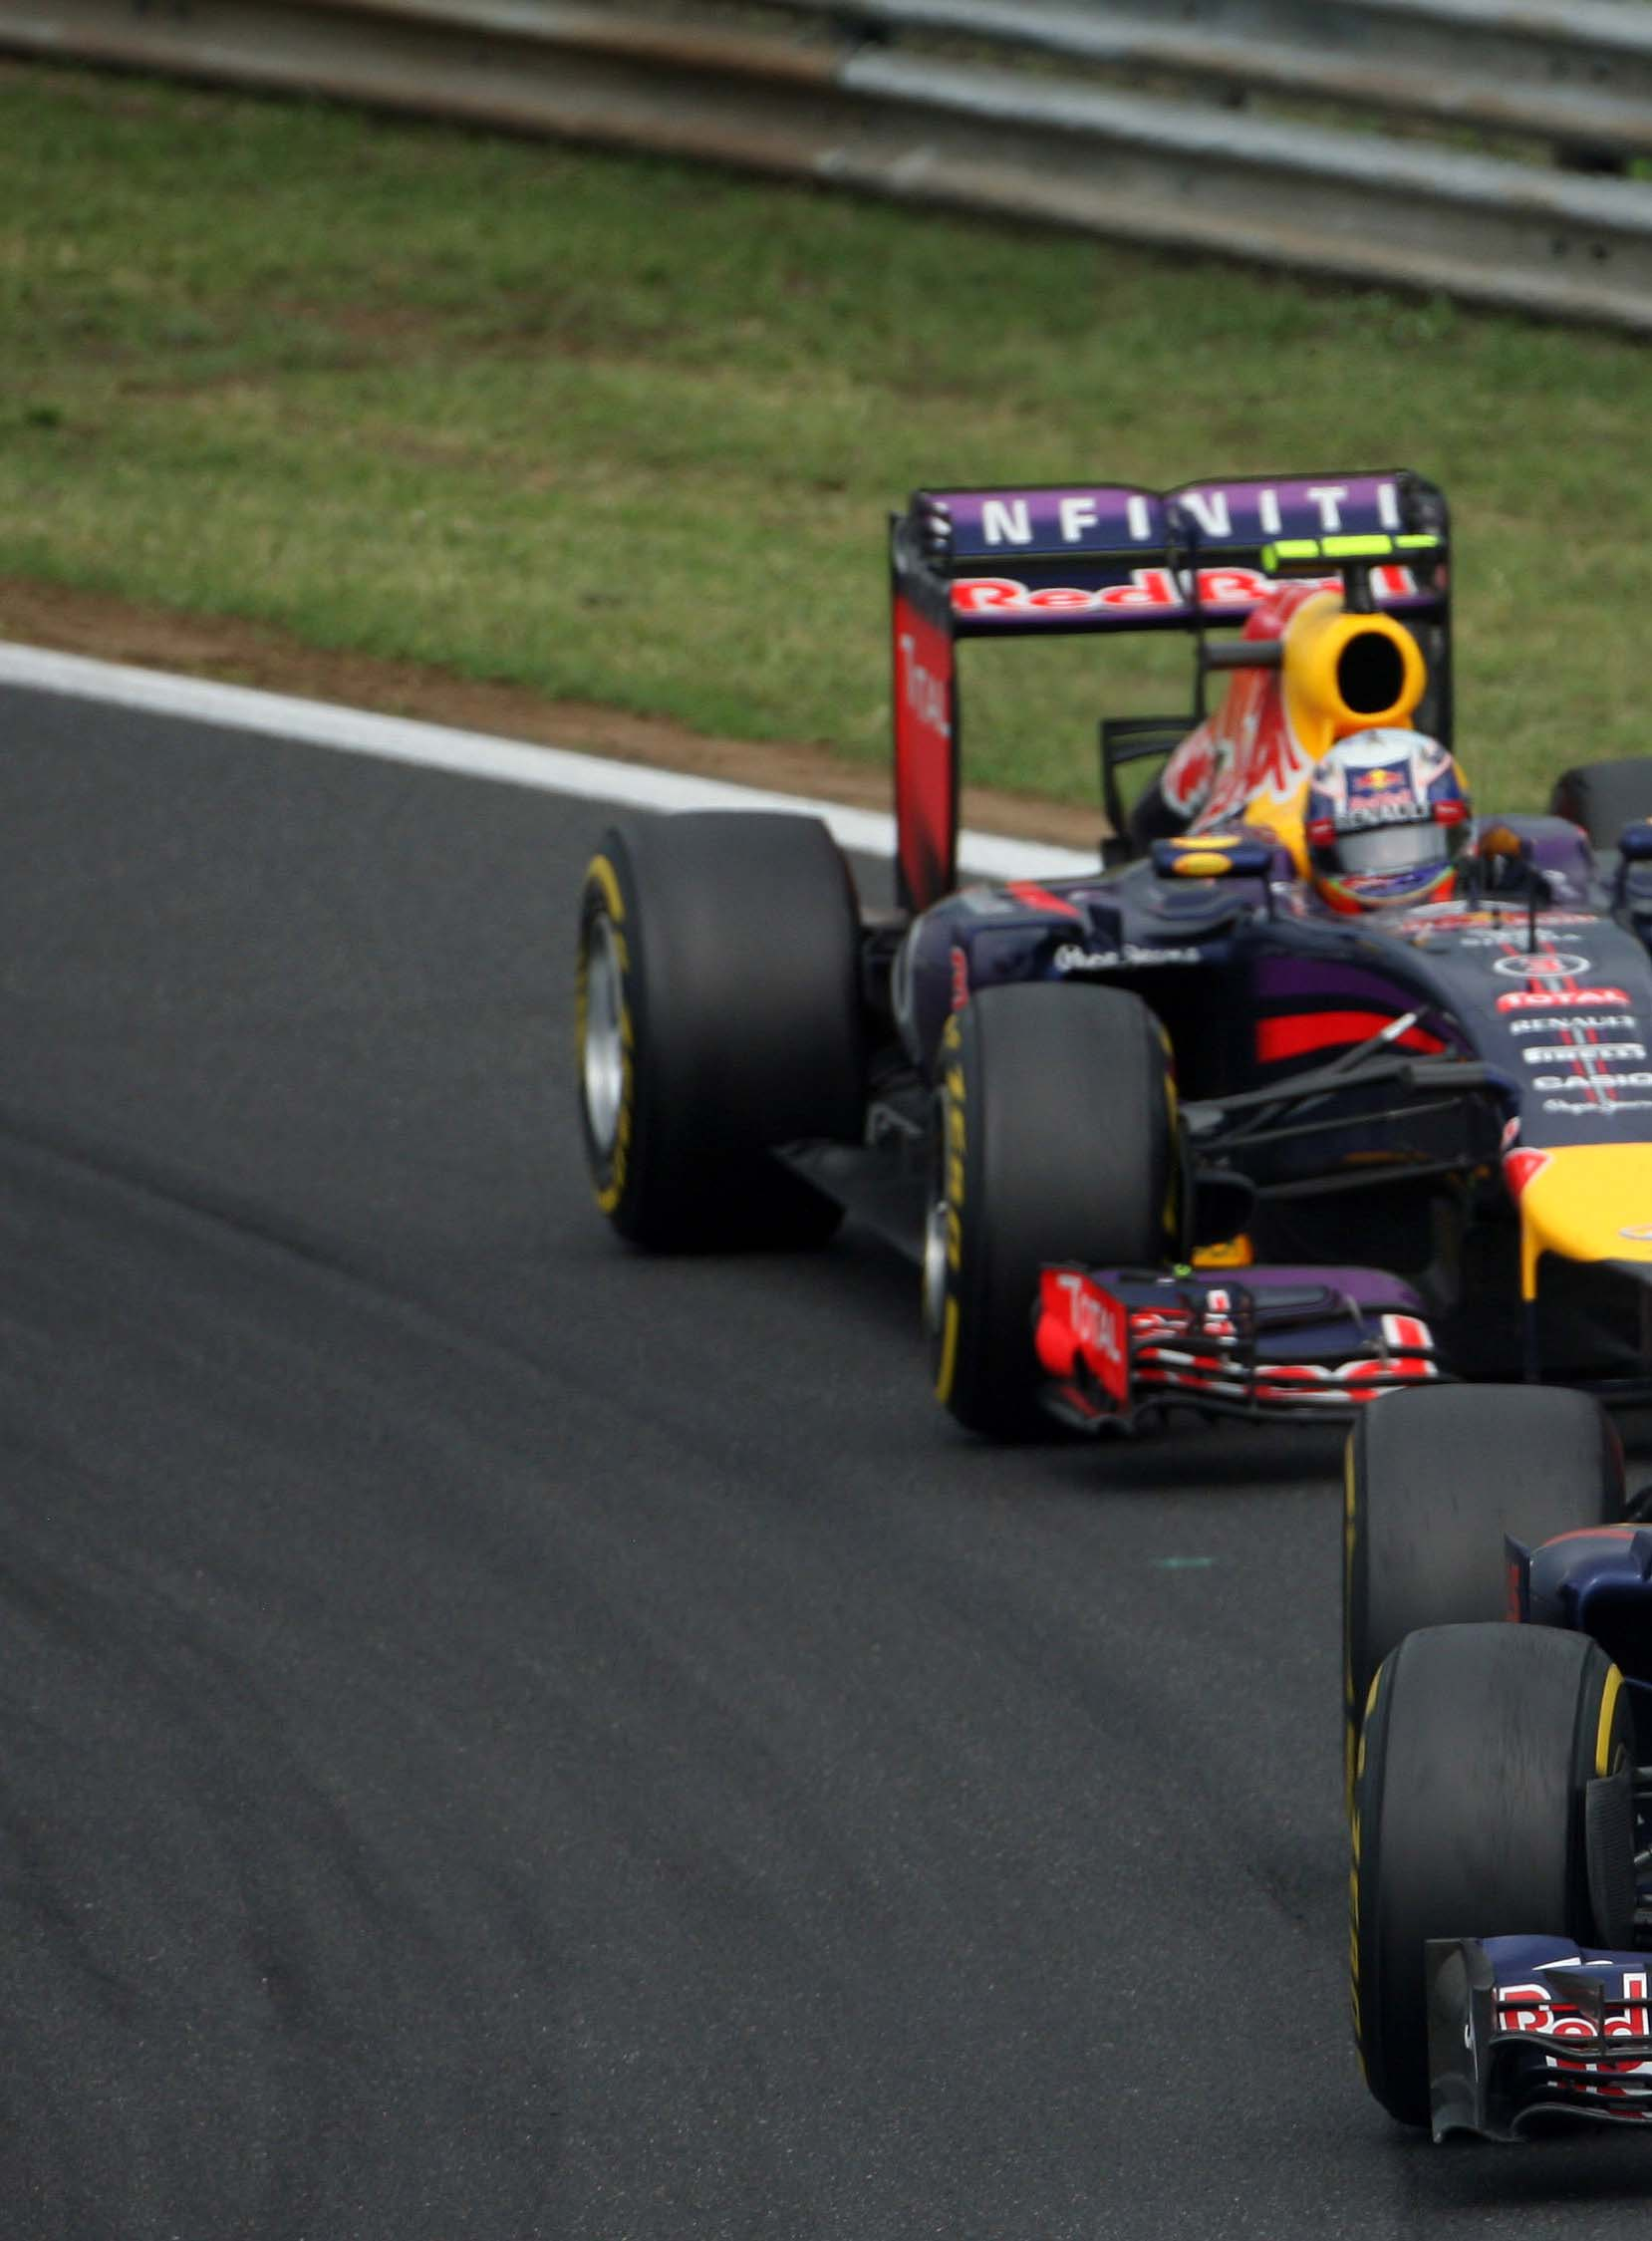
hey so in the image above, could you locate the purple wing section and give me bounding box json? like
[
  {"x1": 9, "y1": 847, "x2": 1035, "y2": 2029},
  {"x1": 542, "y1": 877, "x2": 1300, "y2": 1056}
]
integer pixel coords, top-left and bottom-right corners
[{"x1": 901, "y1": 469, "x2": 1447, "y2": 635}]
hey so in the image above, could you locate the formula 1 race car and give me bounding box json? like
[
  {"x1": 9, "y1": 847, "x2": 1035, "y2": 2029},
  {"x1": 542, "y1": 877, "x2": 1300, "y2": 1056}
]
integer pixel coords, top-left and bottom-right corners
[
  {"x1": 576, "y1": 467, "x2": 1652, "y2": 1437},
  {"x1": 1344, "y1": 1379, "x2": 1652, "y2": 2140}
]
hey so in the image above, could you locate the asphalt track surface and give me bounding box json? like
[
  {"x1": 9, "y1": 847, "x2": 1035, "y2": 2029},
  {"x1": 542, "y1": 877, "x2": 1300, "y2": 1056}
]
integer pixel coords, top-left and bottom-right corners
[{"x1": 4, "y1": 682, "x2": 1652, "y2": 2240}]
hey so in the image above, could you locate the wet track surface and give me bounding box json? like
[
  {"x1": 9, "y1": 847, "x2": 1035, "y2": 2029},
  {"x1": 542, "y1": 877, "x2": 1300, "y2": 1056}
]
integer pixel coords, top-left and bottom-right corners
[{"x1": 3, "y1": 682, "x2": 1651, "y2": 2237}]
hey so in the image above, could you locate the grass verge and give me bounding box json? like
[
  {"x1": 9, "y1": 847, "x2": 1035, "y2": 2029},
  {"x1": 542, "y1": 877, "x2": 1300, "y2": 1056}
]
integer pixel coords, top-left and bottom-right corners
[{"x1": 2, "y1": 60, "x2": 1651, "y2": 809}]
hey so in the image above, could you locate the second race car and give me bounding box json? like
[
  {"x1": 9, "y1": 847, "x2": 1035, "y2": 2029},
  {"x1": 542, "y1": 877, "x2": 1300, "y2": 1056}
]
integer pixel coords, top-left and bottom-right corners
[
  {"x1": 577, "y1": 467, "x2": 1652, "y2": 1437},
  {"x1": 1343, "y1": 1377, "x2": 1652, "y2": 2140}
]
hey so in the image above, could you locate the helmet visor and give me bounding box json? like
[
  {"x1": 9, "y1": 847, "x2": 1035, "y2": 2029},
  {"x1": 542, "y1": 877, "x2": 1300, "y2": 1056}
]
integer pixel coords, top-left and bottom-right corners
[{"x1": 1333, "y1": 819, "x2": 1450, "y2": 874}]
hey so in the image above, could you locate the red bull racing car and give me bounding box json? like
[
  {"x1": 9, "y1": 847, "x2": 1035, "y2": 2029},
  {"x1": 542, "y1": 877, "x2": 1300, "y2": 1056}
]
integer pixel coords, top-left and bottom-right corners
[
  {"x1": 1344, "y1": 1378, "x2": 1652, "y2": 2141},
  {"x1": 576, "y1": 467, "x2": 1652, "y2": 1438}
]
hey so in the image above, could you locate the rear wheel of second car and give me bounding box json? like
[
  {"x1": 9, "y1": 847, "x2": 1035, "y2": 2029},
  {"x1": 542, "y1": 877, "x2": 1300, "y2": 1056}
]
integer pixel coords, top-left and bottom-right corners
[
  {"x1": 1342, "y1": 1382, "x2": 1622, "y2": 1807},
  {"x1": 1549, "y1": 757, "x2": 1652, "y2": 849},
  {"x1": 925, "y1": 981, "x2": 1181, "y2": 1439}
]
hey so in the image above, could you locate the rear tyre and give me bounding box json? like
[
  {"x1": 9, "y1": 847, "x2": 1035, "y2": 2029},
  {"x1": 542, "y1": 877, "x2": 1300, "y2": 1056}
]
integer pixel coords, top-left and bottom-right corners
[
  {"x1": 1549, "y1": 757, "x2": 1652, "y2": 849},
  {"x1": 1353, "y1": 1622, "x2": 1632, "y2": 2127},
  {"x1": 577, "y1": 813, "x2": 864, "y2": 1250},
  {"x1": 925, "y1": 982, "x2": 1180, "y2": 1438},
  {"x1": 1343, "y1": 1384, "x2": 1622, "y2": 1803}
]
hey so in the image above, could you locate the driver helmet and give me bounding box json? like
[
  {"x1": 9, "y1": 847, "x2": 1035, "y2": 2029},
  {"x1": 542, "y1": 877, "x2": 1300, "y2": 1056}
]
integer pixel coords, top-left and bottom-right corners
[{"x1": 1304, "y1": 727, "x2": 1471, "y2": 914}]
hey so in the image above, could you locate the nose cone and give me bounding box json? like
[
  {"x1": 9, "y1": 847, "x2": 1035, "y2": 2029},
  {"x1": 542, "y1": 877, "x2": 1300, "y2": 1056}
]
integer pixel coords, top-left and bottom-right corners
[
  {"x1": 1514, "y1": 1144, "x2": 1652, "y2": 1296},
  {"x1": 1527, "y1": 1525, "x2": 1652, "y2": 1639}
]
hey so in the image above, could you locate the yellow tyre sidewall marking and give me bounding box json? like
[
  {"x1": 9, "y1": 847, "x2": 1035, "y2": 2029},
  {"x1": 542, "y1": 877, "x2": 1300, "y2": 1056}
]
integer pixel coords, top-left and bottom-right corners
[
  {"x1": 1348, "y1": 1664, "x2": 1382, "y2": 2071},
  {"x1": 587, "y1": 853, "x2": 626, "y2": 924},
  {"x1": 1596, "y1": 1663, "x2": 1626, "y2": 1778},
  {"x1": 935, "y1": 1300, "x2": 961, "y2": 1406}
]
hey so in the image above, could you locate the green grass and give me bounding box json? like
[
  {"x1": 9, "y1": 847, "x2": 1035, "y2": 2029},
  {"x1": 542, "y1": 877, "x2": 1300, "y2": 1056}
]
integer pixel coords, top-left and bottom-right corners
[{"x1": 3, "y1": 60, "x2": 1652, "y2": 806}]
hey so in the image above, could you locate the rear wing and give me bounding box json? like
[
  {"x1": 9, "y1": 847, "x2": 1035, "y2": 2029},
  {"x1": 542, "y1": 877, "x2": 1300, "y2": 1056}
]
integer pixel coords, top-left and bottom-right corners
[{"x1": 890, "y1": 469, "x2": 1451, "y2": 912}]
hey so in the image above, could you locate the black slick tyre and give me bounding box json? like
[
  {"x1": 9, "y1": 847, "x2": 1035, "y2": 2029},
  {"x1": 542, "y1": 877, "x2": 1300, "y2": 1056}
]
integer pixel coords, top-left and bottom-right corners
[
  {"x1": 1343, "y1": 1384, "x2": 1621, "y2": 1804},
  {"x1": 1549, "y1": 758, "x2": 1652, "y2": 849},
  {"x1": 1352, "y1": 1621, "x2": 1633, "y2": 2128},
  {"x1": 925, "y1": 981, "x2": 1180, "y2": 1438},
  {"x1": 576, "y1": 813, "x2": 864, "y2": 1250}
]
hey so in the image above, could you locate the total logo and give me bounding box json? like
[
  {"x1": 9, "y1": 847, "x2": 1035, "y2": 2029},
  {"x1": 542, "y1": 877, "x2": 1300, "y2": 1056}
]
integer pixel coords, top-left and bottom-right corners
[
  {"x1": 1491, "y1": 953, "x2": 1590, "y2": 980},
  {"x1": 1498, "y1": 985, "x2": 1629, "y2": 1012}
]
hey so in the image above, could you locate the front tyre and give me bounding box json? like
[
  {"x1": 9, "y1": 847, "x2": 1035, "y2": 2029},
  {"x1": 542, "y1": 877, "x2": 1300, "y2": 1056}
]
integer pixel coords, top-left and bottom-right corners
[
  {"x1": 926, "y1": 982, "x2": 1180, "y2": 1438},
  {"x1": 577, "y1": 813, "x2": 864, "y2": 1250},
  {"x1": 1352, "y1": 1622, "x2": 1633, "y2": 2127}
]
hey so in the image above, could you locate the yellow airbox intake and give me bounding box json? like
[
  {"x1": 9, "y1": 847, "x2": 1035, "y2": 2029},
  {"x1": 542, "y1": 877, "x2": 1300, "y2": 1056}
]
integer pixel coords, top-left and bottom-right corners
[{"x1": 1282, "y1": 592, "x2": 1428, "y2": 758}]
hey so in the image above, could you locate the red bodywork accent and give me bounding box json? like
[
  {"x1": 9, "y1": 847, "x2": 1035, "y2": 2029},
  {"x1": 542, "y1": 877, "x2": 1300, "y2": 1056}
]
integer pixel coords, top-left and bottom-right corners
[
  {"x1": 1005, "y1": 881, "x2": 1083, "y2": 921},
  {"x1": 892, "y1": 591, "x2": 958, "y2": 913},
  {"x1": 1256, "y1": 1010, "x2": 1447, "y2": 1064},
  {"x1": 1037, "y1": 1272, "x2": 1437, "y2": 1415},
  {"x1": 1162, "y1": 583, "x2": 1316, "y2": 827},
  {"x1": 1503, "y1": 1147, "x2": 1553, "y2": 1201},
  {"x1": 1037, "y1": 1269, "x2": 1127, "y2": 1399},
  {"x1": 949, "y1": 945, "x2": 969, "y2": 1011},
  {"x1": 950, "y1": 563, "x2": 1417, "y2": 630}
]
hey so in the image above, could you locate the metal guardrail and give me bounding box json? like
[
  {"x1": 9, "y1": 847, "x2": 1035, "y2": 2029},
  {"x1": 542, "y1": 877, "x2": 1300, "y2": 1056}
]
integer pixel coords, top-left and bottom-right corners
[
  {"x1": 768, "y1": 0, "x2": 1652, "y2": 164},
  {"x1": 7, "y1": 0, "x2": 1652, "y2": 331}
]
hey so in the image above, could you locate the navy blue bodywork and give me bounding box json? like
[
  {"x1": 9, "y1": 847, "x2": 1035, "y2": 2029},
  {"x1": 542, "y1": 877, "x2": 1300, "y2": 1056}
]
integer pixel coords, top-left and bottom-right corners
[{"x1": 869, "y1": 812, "x2": 1652, "y2": 1389}]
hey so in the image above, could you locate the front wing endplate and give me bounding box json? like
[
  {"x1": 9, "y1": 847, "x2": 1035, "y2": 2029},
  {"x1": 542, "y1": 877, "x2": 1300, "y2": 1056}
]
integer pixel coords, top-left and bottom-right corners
[{"x1": 1034, "y1": 1264, "x2": 1441, "y2": 1428}]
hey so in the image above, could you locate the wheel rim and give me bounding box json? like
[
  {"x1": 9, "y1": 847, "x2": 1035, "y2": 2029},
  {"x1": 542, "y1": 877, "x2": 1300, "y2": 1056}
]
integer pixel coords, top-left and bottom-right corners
[
  {"x1": 582, "y1": 912, "x2": 626, "y2": 1158},
  {"x1": 922, "y1": 1093, "x2": 951, "y2": 1334},
  {"x1": 923, "y1": 1197, "x2": 951, "y2": 1334}
]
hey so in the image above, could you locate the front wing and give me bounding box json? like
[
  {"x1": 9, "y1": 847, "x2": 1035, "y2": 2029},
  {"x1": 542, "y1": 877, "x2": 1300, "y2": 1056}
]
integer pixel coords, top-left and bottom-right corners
[
  {"x1": 1429, "y1": 1938, "x2": 1652, "y2": 2141},
  {"x1": 1034, "y1": 1265, "x2": 1441, "y2": 1428}
]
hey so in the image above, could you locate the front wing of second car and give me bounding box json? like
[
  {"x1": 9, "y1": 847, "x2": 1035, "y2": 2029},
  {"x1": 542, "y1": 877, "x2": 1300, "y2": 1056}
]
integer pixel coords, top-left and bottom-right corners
[
  {"x1": 1032, "y1": 1263, "x2": 1443, "y2": 1430},
  {"x1": 1429, "y1": 1937, "x2": 1652, "y2": 2140}
]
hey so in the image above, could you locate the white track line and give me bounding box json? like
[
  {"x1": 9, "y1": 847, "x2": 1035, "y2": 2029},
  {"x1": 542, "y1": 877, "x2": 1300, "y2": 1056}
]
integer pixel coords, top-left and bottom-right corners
[{"x1": 0, "y1": 640, "x2": 1097, "y2": 880}]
